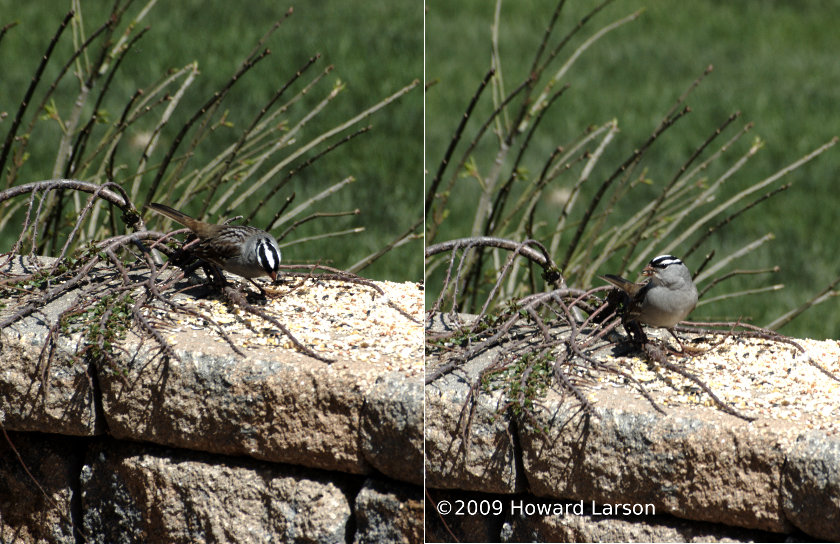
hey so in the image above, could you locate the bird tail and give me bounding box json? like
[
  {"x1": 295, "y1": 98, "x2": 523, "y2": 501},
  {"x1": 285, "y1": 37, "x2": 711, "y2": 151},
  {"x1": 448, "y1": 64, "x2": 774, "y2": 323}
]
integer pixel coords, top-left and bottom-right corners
[
  {"x1": 598, "y1": 274, "x2": 636, "y2": 292},
  {"x1": 146, "y1": 203, "x2": 195, "y2": 227}
]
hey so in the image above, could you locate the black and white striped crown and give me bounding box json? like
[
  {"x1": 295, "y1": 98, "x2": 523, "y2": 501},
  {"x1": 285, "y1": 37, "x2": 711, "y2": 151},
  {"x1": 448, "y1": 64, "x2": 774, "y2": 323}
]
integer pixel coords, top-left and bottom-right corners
[{"x1": 648, "y1": 254, "x2": 683, "y2": 269}]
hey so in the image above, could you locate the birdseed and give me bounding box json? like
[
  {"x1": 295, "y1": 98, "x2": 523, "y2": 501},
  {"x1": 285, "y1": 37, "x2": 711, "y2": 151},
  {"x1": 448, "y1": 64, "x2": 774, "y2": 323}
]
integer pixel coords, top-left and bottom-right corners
[
  {"x1": 144, "y1": 277, "x2": 423, "y2": 377},
  {"x1": 591, "y1": 334, "x2": 840, "y2": 433}
]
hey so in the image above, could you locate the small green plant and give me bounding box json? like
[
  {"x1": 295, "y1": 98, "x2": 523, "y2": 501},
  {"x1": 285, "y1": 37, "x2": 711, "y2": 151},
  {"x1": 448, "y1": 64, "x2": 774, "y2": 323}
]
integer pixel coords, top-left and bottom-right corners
[{"x1": 484, "y1": 351, "x2": 554, "y2": 416}]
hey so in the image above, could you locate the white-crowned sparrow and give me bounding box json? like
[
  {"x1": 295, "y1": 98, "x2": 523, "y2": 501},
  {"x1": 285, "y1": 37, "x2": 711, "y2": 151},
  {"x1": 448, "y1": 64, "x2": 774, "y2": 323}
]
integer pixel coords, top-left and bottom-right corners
[
  {"x1": 146, "y1": 203, "x2": 282, "y2": 285},
  {"x1": 599, "y1": 254, "x2": 698, "y2": 345}
]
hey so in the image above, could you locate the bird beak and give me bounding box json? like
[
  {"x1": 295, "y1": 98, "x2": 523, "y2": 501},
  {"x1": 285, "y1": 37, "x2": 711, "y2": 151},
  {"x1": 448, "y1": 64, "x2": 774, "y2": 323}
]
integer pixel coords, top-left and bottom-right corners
[
  {"x1": 268, "y1": 271, "x2": 277, "y2": 281},
  {"x1": 641, "y1": 265, "x2": 655, "y2": 277}
]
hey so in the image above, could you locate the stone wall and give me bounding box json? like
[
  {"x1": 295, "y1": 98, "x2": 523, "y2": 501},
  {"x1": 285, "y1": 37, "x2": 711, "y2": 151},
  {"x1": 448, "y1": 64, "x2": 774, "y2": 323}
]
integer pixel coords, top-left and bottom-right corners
[{"x1": 0, "y1": 263, "x2": 423, "y2": 544}]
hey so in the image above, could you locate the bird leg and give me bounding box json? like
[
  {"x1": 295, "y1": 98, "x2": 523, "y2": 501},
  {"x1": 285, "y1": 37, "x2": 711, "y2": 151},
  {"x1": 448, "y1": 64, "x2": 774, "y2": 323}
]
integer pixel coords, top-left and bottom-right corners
[
  {"x1": 665, "y1": 328, "x2": 707, "y2": 356},
  {"x1": 623, "y1": 319, "x2": 648, "y2": 345},
  {"x1": 625, "y1": 320, "x2": 702, "y2": 357},
  {"x1": 246, "y1": 278, "x2": 269, "y2": 299},
  {"x1": 194, "y1": 260, "x2": 269, "y2": 301}
]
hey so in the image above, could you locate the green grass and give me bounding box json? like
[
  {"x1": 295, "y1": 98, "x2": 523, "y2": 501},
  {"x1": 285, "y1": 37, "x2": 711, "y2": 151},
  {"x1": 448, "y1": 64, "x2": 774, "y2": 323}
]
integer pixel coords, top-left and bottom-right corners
[
  {"x1": 426, "y1": 0, "x2": 840, "y2": 340},
  {"x1": 1, "y1": 0, "x2": 423, "y2": 281}
]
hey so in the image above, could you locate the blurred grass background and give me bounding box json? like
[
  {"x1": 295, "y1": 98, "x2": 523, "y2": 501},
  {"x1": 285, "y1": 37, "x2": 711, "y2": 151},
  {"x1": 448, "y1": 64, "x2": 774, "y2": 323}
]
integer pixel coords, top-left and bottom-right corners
[
  {"x1": 426, "y1": 0, "x2": 840, "y2": 340},
  {"x1": 0, "y1": 0, "x2": 422, "y2": 281}
]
